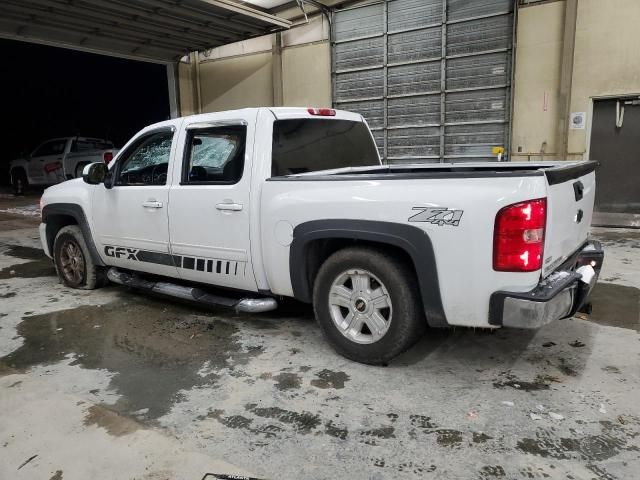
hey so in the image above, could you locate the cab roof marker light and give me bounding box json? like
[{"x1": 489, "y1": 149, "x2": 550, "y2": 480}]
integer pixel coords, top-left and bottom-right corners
[{"x1": 307, "y1": 108, "x2": 336, "y2": 117}]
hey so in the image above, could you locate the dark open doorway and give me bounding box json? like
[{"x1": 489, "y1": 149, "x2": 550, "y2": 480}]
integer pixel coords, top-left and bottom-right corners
[{"x1": 0, "y1": 39, "x2": 170, "y2": 185}]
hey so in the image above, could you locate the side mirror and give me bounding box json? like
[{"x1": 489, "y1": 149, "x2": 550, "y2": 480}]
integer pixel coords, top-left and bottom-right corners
[{"x1": 83, "y1": 162, "x2": 107, "y2": 185}]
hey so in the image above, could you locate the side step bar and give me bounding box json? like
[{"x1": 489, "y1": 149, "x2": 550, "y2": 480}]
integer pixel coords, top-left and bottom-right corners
[{"x1": 106, "y1": 268, "x2": 278, "y2": 313}]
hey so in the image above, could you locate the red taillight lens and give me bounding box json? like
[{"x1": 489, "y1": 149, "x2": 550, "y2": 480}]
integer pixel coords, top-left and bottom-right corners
[
  {"x1": 103, "y1": 151, "x2": 113, "y2": 164},
  {"x1": 493, "y1": 198, "x2": 547, "y2": 272},
  {"x1": 307, "y1": 107, "x2": 336, "y2": 117}
]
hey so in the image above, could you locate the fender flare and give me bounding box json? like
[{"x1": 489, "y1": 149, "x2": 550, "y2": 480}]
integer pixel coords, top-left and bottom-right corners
[
  {"x1": 289, "y1": 219, "x2": 449, "y2": 327},
  {"x1": 41, "y1": 203, "x2": 105, "y2": 266}
]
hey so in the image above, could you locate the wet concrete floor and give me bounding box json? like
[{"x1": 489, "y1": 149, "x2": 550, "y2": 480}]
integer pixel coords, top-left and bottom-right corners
[{"x1": 1, "y1": 204, "x2": 639, "y2": 480}]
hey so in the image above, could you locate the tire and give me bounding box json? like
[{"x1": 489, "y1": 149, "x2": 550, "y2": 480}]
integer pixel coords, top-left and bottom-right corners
[
  {"x1": 75, "y1": 162, "x2": 90, "y2": 179},
  {"x1": 313, "y1": 246, "x2": 426, "y2": 365},
  {"x1": 11, "y1": 170, "x2": 28, "y2": 196},
  {"x1": 53, "y1": 225, "x2": 107, "y2": 289}
]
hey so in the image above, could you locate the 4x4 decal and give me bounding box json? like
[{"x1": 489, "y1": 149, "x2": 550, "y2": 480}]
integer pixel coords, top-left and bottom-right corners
[{"x1": 409, "y1": 207, "x2": 464, "y2": 227}]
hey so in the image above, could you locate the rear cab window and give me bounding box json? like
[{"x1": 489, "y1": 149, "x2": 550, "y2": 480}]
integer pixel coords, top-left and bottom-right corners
[{"x1": 271, "y1": 119, "x2": 380, "y2": 177}]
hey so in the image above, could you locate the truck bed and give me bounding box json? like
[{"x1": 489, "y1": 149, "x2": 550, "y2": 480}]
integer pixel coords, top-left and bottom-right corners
[{"x1": 268, "y1": 161, "x2": 598, "y2": 184}]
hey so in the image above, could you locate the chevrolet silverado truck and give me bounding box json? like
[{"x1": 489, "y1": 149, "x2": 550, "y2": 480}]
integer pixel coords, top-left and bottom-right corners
[
  {"x1": 10, "y1": 136, "x2": 118, "y2": 195},
  {"x1": 38, "y1": 107, "x2": 604, "y2": 364}
]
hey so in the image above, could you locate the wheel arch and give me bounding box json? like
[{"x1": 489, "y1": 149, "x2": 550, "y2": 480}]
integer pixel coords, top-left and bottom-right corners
[
  {"x1": 10, "y1": 165, "x2": 27, "y2": 181},
  {"x1": 289, "y1": 219, "x2": 448, "y2": 327},
  {"x1": 42, "y1": 203, "x2": 105, "y2": 266}
]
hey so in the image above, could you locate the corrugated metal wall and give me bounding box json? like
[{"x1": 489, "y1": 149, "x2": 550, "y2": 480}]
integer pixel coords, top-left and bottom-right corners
[{"x1": 332, "y1": 0, "x2": 514, "y2": 163}]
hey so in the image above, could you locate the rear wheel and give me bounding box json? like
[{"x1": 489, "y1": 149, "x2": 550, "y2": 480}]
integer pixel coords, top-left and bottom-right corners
[
  {"x1": 53, "y1": 225, "x2": 106, "y2": 289},
  {"x1": 313, "y1": 247, "x2": 425, "y2": 365},
  {"x1": 11, "y1": 170, "x2": 28, "y2": 196}
]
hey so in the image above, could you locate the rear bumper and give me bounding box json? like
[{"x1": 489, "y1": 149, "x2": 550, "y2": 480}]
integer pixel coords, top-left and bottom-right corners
[{"x1": 489, "y1": 240, "x2": 604, "y2": 329}]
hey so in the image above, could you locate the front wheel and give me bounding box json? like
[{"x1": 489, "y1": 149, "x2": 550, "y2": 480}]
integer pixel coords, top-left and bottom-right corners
[
  {"x1": 53, "y1": 225, "x2": 106, "y2": 289},
  {"x1": 313, "y1": 247, "x2": 425, "y2": 365},
  {"x1": 11, "y1": 170, "x2": 28, "y2": 196}
]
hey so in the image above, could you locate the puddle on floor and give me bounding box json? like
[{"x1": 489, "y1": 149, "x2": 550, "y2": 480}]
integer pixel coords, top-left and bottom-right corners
[
  {"x1": 587, "y1": 283, "x2": 640, "y2": 331},
  {"x1": 0, "y1": 244, "x2": 55, "y2": 279},
  {"x1": 0, "y1": 296, "x2": 266, "y2": 421},
  {"x1": 592, "y1": 230, "x2": 640, "y2": 248}
]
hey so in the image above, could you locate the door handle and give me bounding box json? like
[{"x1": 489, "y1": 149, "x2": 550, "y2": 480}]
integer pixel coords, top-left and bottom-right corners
[
  {"x1": 216, "y1": 202, "x2": 243, "y2": 212},
  {"x1": 142, "y1": 200, "x2": 163, "y2": 209}
]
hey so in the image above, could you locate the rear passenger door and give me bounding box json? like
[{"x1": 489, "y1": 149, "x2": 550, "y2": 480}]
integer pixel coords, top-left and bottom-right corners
[{"x1": 168, "y1": 115, "x2": 258, "y2": 291}]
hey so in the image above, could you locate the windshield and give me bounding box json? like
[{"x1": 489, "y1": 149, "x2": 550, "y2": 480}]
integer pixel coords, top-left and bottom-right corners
[{"x1": 271, "y1": 119, "x2": 380, "y2": 176}]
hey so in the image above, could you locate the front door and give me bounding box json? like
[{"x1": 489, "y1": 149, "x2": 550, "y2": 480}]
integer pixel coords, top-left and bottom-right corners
[
  {"x1": 91, "y1": 127, "x2": 179, "y2": 277},
  {"x1": 168, "y1": 117, "x2": 257, "y2": 291}
]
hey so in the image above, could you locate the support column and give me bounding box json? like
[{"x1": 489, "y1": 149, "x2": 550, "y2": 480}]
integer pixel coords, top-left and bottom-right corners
[
  {"x1": 166, "y1": 63, "x2": 180, "y2": 119},
  {"x1": 272, "y1": 32, "x2": 284, "y2": 107},
  {"x1": 190, "y1": 51, "x2": 202, "y2": 114},
  {"x1": 557, "y1": 0, "x2": 578, "y2": 158}
]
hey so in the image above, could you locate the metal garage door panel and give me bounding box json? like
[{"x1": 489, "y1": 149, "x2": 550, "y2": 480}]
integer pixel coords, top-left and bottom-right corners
[
  {"x1": 388, "y1": 94, "x2": 441, "y2": 127},
  {"x1": 448, "y1": 0, "x2": 512, "y2": 22},
  {"x1": 388, "y1": 126, "x2": 441, "y2": 160},
  {"x1": 335, "y1": 37, "x2": 384, "y2": 71},
  {"x1": 388, "y1": 62, "x2": 441, "y2": 96},
  {"x1": 445, "y1": 89, "x2": 507, "y2": 123},
  {"x1": 388, "y1": 27, "x2": 442, "y2": 65},
  {"x1": 335, "y1": 68, "x2": 384, "y2": 101},
  {"x1": 388, "y1": 0, "x2": 443, "y2": 33},
  {"x1": 446, "y1": 52, "x2": 510, "y2": 90},
  {"x1": 334, "y1": 4, "x2": 384, "y2": 42},
  {"x1": 337, "y1": 100, "x2": 385, "y2": 130},
  {"x1": 445, "y1": 123, "x2": 505, "y2": 159},
  {"x1": 371, "y1": 130, "x2": 385, "y2": 154},
  {"x1": 447, "y1": 15, "x2": 512, "y2": 57},
  {"x1": 332, "y1": 0, "x2": 514, "y2": 162}
]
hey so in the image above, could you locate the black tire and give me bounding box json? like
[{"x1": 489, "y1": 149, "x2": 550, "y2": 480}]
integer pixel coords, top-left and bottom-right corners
[
  {"x1": 53, "y1": 225, "x2": 107, "y2": 289},
  {"x1": 75, "y1": 162, "x2": 90, "y2": 179},
  {"x1": 313, "y1": 246, "x2": 425, "y2": 365},
  {"x1": 11, "y1": 169, "x2": 28, "y2": 196}
]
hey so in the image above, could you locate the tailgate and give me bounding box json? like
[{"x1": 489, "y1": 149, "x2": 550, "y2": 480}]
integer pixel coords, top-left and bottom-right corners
[{"x1": 542, "y1": 162, "x2": 598, "y2": 277}]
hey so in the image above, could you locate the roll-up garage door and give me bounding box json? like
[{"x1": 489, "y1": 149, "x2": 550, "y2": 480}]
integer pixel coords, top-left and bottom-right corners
[{"x1": 332, "y1": 0, "x2": 514, "y2": 163}]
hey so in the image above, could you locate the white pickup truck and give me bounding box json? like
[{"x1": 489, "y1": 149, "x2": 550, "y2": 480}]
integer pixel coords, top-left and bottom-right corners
[
  {"x1": 39, "y1": 107, "x2": 604, "y2": 364},
  {"x1": 10, "y1": 136, "x2": 118, "y2": 195}
]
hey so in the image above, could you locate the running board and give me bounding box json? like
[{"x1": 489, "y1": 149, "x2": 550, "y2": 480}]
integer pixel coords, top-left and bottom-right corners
[{"x1": 106, "y1": 268, "x2": 278, "y2": 313}]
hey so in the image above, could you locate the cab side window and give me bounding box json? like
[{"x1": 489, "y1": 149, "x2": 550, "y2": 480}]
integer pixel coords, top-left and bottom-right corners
[
  {"x1": 33, "y1": 140, "x2": 66, "y2": 157},
  {"x1": 182, "y1": 126, "x2": 246, "y2": 185},
  {"x1": 115, "y1": 131, "x2": 173, "y2": 186}
]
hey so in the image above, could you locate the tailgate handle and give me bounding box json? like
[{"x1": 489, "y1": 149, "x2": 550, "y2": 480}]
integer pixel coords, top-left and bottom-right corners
[{"x1": 573, "y1": 181, "x2": 584, "y2": 201}]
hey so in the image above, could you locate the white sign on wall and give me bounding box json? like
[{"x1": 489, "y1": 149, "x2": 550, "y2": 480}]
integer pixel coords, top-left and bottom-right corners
[{"x1": 570, "y1": 112, "x2": 586, "y2": 130}]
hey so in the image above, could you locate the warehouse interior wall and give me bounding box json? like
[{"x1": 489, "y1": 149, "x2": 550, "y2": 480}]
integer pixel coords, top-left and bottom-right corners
[
  {"x1": 511, "y1": 1, "x2": 564, "y2": 161},
  {"x1": 177, "y1": 15, "x2": 331, "y2": 116},
  {"x1": 512, "y1": 0, "x2": 640, "y2": 161},
  {"x1": 282, "y1": 42, "x2": 331, "y2": 107},
  {"x1": 569, "y1": 0, "x2": 640, "y2": 157},
  {"x1": 200, "y1": 51, "x2": 274, "y2": 111}
]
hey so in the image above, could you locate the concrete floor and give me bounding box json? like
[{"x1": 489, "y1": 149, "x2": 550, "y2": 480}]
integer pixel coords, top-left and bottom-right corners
[{"x1": 0, "y1": 193, "x2": 638, "y2": 480}]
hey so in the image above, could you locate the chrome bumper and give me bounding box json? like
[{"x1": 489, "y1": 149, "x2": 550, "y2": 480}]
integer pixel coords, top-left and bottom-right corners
[{"x1": 489, "y1": 240, "x2": 604, "y2": 329}]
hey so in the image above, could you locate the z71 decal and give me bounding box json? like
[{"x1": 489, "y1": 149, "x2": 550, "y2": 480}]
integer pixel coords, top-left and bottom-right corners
[{"x1": 408, "y1": 207, "x2": 464, "y2": 227}]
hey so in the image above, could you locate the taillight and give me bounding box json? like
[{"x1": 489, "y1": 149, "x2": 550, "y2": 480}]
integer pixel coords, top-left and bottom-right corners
[
  {"x1": 103, "y1": 151, "x2": 113, "y2": 164},
  {"x1": 307, "y1": 107, "x2": 336, "y2": 116},
  {"x1": 493, "y1": 198, "x2": 547, "y2": 272}
]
